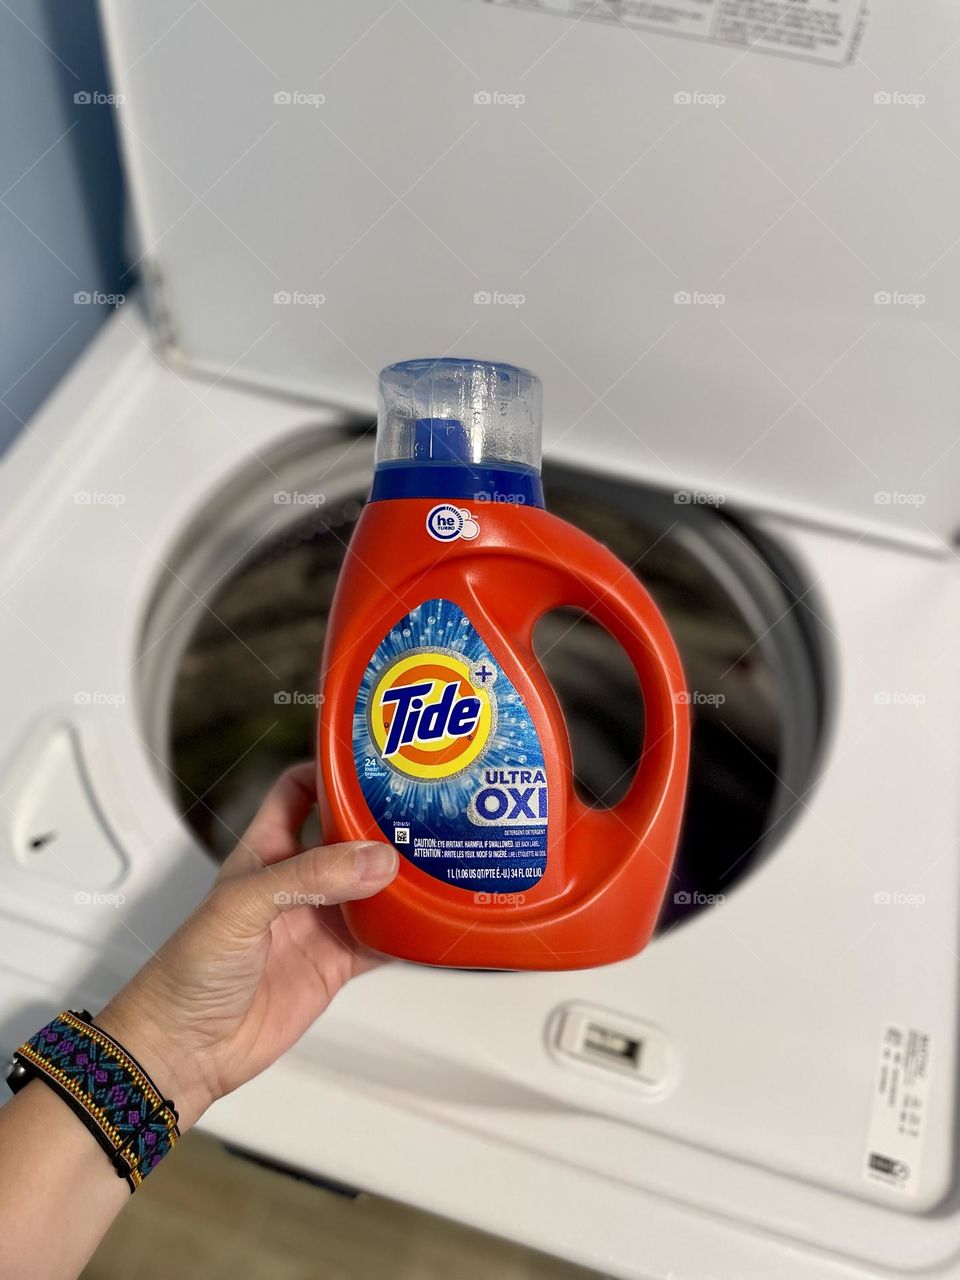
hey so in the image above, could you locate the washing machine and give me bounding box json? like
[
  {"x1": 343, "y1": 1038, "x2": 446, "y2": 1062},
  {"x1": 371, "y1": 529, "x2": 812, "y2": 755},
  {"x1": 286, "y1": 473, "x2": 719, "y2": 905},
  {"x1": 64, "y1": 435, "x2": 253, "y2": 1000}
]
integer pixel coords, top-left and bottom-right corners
[{"x1": 2, "y1": 2, "x2": 960, "y2": 1276}]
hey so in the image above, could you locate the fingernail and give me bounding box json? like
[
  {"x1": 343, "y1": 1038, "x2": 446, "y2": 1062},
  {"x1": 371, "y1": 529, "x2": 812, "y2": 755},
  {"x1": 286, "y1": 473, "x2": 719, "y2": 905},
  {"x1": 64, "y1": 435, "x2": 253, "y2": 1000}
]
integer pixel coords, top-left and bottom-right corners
[{"x1": 354, "y1": 842, "x2": 398, "y2": 884}]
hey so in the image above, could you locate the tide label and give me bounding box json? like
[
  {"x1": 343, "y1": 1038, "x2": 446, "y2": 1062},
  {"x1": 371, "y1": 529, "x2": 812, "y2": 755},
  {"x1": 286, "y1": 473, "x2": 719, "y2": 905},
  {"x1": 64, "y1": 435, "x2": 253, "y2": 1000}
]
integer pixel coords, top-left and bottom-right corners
[{"x1": 354, "y1": 597, "x2": 548, "y2": 892}]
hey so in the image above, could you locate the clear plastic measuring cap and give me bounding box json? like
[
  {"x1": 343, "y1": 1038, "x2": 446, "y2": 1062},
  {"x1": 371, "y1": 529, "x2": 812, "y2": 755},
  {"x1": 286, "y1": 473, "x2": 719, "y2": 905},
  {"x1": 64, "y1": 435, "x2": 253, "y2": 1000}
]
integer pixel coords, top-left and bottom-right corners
[{"x1": 377, "y1": 358, "x2": 542, "y2": 471}]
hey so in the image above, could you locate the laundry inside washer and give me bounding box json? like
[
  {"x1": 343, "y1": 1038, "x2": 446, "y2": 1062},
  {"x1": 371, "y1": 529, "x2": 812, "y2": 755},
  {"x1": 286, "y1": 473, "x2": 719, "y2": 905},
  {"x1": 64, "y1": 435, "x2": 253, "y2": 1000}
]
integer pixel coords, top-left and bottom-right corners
[{"x1": 137, "y1": 423, "x2": 825, "y2": 931}]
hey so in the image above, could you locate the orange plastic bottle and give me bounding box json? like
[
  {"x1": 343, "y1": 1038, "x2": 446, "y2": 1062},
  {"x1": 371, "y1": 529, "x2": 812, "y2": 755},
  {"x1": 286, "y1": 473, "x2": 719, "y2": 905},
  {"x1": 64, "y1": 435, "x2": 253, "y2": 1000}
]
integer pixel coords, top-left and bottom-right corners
[{"x1": 318, "y1": 358, "x2": 689, "y2": 970}]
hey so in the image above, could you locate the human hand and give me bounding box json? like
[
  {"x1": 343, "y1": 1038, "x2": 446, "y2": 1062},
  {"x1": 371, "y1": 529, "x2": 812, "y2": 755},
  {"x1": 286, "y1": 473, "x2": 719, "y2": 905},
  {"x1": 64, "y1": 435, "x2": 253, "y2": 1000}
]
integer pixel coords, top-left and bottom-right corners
[{"x1": 95, "y1": 763, "x2": 398, "y2": 1128}]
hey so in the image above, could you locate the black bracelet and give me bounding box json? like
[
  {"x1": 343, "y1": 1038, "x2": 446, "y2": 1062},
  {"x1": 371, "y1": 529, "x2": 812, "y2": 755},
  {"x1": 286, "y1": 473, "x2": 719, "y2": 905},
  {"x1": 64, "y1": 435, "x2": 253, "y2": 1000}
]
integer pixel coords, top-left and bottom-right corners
[{"x1": 5, "y1": 1010, "x2": 179, "y2": 1191}]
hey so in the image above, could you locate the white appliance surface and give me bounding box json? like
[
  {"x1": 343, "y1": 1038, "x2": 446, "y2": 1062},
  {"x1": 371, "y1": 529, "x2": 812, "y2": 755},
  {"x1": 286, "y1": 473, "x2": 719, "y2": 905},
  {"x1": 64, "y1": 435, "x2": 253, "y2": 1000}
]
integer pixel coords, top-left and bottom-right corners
[
  {"x1": 97, "y1": 0, "x2": 960, "y2": 547},
  {"x1": 4, "y1": 1, "x2": 960, "y2": 1276},
  {"x1": 1, "y1": 308, "x2": 959, "y2": 1280}
]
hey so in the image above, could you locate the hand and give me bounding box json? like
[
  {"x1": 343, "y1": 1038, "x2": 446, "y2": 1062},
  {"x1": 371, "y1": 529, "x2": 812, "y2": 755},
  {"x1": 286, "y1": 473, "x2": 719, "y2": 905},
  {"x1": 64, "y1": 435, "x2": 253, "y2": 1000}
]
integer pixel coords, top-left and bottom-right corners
[{"x1": 95, "y1": 763, "x2": 398, "y2": 1128}]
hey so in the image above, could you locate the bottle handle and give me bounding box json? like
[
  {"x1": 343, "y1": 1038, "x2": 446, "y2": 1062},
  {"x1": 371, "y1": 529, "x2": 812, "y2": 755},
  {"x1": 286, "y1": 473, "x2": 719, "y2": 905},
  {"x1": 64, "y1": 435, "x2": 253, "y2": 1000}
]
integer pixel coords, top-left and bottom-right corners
[
  {"x1": 480, "y1": 521, "x2": 689, "y2": 879},
  {"x1": 561, "y1": 552, "x2": 688, "y2": 867}
]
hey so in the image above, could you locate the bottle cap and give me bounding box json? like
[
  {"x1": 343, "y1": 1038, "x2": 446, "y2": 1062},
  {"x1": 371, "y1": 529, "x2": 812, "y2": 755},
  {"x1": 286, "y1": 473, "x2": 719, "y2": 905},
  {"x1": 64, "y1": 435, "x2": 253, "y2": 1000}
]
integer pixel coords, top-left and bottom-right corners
[{"x1": 376, "y1": 358, "x2": 542, "y2": 473}]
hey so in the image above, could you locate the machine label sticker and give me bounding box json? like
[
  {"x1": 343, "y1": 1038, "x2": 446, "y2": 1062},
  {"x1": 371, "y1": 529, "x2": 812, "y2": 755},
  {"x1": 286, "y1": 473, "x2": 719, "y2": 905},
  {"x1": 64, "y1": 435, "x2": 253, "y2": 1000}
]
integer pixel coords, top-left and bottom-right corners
[
  {"x1": 354, "y1": 597, "x2": 548, "y2": 891},
  {"x1": 864, "y1": 1023, "x2": 931, "y2": 1195},
  {"x1": 476, "y1": 0, "x2": 866, "y2": 67}
]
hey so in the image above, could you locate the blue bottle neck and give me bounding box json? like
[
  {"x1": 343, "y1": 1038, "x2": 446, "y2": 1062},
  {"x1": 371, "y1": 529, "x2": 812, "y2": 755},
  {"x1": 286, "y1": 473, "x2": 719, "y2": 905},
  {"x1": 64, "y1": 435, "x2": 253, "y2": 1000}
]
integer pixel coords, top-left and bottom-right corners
[{"x1": 369, "y1": 460, "x2": 545, "y2": 509}]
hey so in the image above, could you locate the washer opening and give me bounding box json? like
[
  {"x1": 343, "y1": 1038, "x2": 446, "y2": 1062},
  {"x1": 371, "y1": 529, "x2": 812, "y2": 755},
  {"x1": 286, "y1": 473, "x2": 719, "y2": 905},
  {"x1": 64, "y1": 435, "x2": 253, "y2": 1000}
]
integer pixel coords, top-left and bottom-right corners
[
  {"x1": 136, "y1": 425, "x2": 826, "y2": 932},
  {"x1": 533, "y1": 609, "x2": 644, "y2": 811}
]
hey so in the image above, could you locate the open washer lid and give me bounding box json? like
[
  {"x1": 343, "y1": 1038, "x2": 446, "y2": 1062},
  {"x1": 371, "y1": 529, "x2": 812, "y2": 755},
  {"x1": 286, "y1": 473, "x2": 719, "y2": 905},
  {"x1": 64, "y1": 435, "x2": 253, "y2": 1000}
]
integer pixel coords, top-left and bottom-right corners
[{"x1": 99, "y1": 0, "x2": 960, "y2": 548}]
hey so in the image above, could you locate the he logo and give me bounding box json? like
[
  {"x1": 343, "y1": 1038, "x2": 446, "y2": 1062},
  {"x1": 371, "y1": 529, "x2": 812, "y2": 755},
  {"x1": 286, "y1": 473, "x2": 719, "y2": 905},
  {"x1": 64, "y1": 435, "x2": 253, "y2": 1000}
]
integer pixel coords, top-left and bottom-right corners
[
  {"x1": 426, "y1": 504, "x2": 480, "y2": 542},
  {"x1": 370, "y1": 652, "x2": 493, "y2": 779}
]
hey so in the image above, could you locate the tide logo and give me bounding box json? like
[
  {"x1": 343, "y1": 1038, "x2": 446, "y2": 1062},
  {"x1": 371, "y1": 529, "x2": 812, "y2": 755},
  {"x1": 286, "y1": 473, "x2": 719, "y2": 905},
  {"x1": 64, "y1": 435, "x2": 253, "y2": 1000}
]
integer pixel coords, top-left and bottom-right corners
[{"x1": 369, "y1": 652, "x2": 493, "y2": 779}]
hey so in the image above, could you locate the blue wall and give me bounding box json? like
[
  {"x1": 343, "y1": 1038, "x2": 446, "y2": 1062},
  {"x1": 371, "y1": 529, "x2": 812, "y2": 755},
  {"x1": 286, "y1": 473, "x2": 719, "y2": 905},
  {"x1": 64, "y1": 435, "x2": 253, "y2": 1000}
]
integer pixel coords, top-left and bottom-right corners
[{"x1": 0, "y1": 0, "x2": 126, "y2": 452}]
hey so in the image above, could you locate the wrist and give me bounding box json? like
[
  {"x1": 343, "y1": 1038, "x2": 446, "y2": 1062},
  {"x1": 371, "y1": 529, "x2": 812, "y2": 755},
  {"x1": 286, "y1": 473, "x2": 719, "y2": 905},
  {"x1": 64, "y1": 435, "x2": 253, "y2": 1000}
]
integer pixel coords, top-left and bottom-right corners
[{"x1": 94, "y1": 998, "x2": 214, "y2": 1131}]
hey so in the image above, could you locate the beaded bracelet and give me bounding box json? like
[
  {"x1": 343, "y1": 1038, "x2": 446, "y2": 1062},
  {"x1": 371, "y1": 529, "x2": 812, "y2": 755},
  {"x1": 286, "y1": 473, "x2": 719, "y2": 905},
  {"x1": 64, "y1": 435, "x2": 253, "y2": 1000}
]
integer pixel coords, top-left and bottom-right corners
[{"x1": 5, "y1": 1010, "x2": 179, "y2": 1191}]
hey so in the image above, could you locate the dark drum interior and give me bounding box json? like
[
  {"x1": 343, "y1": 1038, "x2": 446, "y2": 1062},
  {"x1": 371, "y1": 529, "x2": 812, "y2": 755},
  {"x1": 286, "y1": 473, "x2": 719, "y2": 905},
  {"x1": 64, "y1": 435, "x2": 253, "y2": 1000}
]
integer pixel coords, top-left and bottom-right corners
[{"x1": 156, "y1": 428, "x2": 825, "y2": 933}]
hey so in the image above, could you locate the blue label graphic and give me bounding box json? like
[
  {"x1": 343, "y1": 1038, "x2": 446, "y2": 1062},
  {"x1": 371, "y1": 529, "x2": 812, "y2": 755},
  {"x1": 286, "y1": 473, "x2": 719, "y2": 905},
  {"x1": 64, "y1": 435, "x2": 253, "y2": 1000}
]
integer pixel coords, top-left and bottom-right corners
[{"x1": 353, "y1": 598, "x2": 548, "y2": 892}]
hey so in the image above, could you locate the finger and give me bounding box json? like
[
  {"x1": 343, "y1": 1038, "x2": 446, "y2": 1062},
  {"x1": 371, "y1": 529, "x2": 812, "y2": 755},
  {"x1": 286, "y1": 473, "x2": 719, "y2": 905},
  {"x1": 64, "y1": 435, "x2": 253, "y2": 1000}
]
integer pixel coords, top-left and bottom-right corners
[
  {"x1": 212, "y1": 840, "x2": 399, "y2": 937},
  {"x1": 221, "y1": 762, "x2": 317, "y2": 879}
]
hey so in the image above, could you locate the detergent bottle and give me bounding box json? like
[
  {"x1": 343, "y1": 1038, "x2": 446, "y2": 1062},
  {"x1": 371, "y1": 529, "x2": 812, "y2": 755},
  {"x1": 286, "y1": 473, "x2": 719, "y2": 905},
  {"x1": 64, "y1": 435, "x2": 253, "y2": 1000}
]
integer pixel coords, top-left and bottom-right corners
[{"x1": 317, "y1": 358, "x2": 689, "y2": 970}]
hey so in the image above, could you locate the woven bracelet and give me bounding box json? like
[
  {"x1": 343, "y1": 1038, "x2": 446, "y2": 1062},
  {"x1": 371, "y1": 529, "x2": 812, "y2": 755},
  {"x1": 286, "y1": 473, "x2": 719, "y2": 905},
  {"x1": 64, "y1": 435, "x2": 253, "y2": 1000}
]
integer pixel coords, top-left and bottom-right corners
[{"x1": 5, "y1": 1009, "x2": 179, "y2": 1191}]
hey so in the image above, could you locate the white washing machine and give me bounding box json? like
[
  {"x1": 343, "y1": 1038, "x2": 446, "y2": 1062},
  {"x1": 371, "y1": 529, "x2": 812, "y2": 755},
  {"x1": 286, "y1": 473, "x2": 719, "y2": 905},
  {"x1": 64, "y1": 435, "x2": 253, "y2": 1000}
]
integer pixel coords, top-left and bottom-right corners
[{"x1": 3, "y1": 2, "x2": 960, "y2": 1276}]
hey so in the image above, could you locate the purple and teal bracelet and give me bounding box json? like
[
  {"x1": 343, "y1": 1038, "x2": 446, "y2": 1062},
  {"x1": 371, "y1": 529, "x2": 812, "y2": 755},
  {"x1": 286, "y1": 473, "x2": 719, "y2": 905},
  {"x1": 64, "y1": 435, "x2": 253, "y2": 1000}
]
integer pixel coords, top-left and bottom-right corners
[{"x1": 5, "y1": 1009, "x2": 179, "y2": 1191}]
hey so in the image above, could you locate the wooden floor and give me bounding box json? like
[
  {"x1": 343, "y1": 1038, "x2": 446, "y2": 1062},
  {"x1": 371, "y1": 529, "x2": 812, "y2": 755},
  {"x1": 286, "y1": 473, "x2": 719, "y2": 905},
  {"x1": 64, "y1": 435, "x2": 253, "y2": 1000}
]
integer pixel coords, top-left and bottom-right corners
[{"x1": 82, "y1": 1132, "x2": 603, "y2": 1280}]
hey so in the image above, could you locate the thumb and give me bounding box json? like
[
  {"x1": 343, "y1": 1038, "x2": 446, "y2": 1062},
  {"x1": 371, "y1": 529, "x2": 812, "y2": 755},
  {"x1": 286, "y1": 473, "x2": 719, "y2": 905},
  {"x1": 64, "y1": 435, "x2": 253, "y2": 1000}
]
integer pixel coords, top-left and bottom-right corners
[{"x1": 212, "y1": 840, "x2": 399, "y2": 936}]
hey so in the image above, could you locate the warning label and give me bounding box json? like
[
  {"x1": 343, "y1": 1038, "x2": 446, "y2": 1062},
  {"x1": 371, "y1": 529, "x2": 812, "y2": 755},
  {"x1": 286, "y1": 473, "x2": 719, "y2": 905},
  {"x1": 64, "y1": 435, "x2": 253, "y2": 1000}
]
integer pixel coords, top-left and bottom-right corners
[
  {"x1": 864, "y1": 1023, "x2": 931, "y2": 1196},
  {"x1": 480, "y1": 0, "x2": 866, "y2": 66}
]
